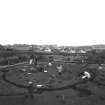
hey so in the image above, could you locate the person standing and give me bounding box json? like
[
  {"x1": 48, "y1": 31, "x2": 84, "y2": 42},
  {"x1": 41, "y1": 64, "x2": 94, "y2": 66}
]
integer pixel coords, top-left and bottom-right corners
[
  {"x1": 56, "y1": 64, "x2": 63, "y2": 76},
  {"x1": 26, "y1": 81, "x2": 35, "y2": 99}
]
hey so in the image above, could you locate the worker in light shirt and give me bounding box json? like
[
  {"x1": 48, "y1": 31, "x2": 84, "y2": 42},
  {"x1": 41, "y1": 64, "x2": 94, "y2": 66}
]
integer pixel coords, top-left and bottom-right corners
[
  {"x1": 56, "y1": 64, "x2": 63, "y2": 76},
  {"x1": 48, "y1": 62, "x2": 52, "y2": 67}
]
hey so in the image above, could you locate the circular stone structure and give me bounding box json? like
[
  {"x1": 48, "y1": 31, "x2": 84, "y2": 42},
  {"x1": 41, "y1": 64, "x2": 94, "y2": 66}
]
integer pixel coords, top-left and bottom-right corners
[
  {"x1": 1, "y1": 61, "x2": 100, "y2": 97},
  {"x1": 1, "y1": 62, "x2": 82, "y2": 89}
]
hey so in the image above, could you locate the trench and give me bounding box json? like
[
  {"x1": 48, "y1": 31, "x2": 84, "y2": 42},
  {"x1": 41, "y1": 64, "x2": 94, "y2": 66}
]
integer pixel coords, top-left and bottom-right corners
[{"x1": 0, "y1": 73, "x2": 92, "y2": 97}]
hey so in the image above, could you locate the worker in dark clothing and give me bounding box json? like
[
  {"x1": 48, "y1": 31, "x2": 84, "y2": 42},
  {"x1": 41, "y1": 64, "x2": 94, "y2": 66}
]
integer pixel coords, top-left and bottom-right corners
[
  {"x1": 25, "y1": 81, "x2": 35, "y2": 99},
  {"x1": 33, "y1": 56, "x2": 38, "y2": 67},
  {"x1": 29, "y1": 55, "x2": 38, "y2": 67}
]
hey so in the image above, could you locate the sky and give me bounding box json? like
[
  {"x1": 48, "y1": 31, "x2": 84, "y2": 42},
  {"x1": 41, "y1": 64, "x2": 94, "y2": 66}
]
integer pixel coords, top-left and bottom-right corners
[{"x1": 0, "y1": 0, "x2": 105, "y2": 46}]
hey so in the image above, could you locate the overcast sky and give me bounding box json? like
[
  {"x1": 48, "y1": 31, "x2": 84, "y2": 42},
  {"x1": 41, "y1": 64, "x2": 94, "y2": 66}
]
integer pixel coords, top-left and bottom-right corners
[{"x1": 0, "y1": 0, "x2": 105, "y2": 46}]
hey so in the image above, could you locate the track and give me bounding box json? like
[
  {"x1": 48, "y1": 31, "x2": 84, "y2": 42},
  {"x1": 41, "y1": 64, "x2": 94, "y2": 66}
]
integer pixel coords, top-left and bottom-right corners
[{"x1": 1, "y1": 71, "x2": 90, "y2": 96}]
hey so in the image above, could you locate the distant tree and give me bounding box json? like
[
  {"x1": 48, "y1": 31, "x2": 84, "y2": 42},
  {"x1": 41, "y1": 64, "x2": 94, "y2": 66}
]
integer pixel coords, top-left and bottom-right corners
[
  {"x1": 49, "y1": 56, "x2": 54, "y2": 62},
  {"x1": 0, "y1": 45, "x2": 4, "y2": 50},
  {"x1": 7, "y1": 56, "x2": 19, "y2": 64},
  {"x1": 0, "y1": 57, "x2": 8, "y2": 65},
  {"x1": 37, "y1": 55, "x2": 48, "y2": 62},
  {"x1": 18, "y1": 54, "x2": 30, "y2": 62},
  {"x1": 86, "y1": 50, "x2": 105, "y2": 65}
]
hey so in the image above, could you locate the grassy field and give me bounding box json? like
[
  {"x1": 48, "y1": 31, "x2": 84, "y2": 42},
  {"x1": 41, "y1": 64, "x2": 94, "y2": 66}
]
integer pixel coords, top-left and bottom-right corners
[{"x1": 0, "y1": 61, "x2": 105, "y2": 105}]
